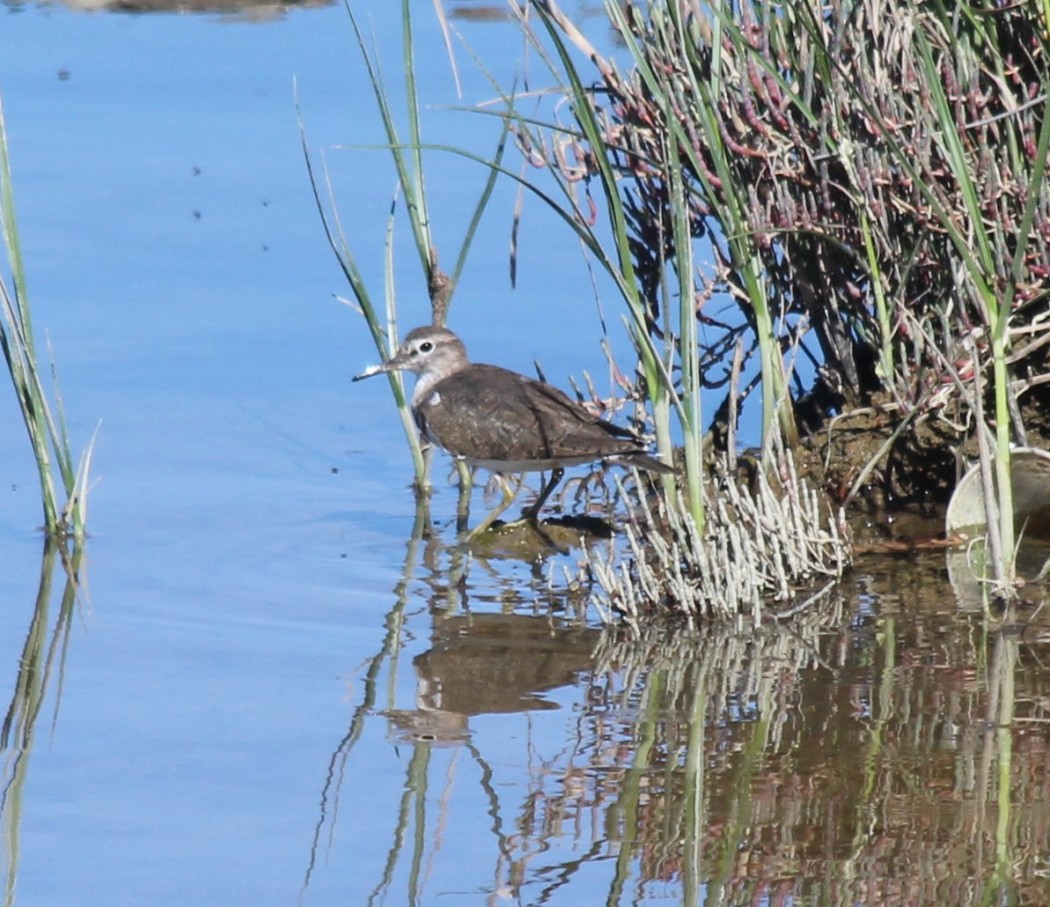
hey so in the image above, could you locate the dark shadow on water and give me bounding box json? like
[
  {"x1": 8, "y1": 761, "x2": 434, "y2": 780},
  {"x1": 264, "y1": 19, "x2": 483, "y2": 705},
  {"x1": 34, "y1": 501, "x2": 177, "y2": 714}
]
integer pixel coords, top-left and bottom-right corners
[{"x1": 463, "y1": 513, "x2": 615, "y2": 560}]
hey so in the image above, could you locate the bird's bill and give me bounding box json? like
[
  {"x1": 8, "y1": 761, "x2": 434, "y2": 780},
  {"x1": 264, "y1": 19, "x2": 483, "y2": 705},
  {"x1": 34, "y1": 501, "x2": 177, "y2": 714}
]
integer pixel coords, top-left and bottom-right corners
[{"x1": 352, "y1": 361, "x2": 395, "y2": 382}]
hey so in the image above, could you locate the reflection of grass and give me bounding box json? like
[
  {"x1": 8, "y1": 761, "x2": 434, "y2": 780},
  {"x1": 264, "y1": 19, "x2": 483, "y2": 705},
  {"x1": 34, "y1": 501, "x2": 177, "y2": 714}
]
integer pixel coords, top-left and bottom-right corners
[
  {"x1": 303, "y1": 520, "x2": 1042, "y2": 904},
  {"x1": 497, "y1": 590, "x2": 1027, "y2": 904},
  {"x1": 0, "y1": 539, "x2": 84, "y2": 905},
  {"x1": 0, "y1": 96, "x2": 93, "y2": 539}
]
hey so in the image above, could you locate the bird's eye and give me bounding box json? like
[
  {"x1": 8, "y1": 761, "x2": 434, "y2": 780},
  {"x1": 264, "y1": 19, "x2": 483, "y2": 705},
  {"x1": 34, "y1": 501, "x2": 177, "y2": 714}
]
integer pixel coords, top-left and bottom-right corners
[{"x1": 420, "y1": 341, "x2": 434, "y2": 353}]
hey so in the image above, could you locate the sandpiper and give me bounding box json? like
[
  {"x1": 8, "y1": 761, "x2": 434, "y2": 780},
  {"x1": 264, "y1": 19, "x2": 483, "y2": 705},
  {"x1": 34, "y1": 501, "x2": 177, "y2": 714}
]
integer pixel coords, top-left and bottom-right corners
[{"x1": 354, "y1": 325, "x2": 672, "y2": 526}]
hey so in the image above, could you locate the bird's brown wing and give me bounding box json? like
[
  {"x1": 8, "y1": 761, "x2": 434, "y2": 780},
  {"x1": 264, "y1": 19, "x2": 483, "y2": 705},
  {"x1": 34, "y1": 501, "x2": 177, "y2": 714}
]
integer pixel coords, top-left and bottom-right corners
[
  {"x1": 525, "y1": 378, "x2": 640, "y2": 440},
  {"x1": 422, "y1": 365, "x2": 646, "y2": 463}
]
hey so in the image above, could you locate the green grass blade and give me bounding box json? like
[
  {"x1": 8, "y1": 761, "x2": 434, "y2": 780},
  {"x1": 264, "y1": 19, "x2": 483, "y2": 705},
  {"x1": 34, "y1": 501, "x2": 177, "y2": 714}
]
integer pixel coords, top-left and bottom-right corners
[{"x1": 0, "y1": 93, "x2": 86, "y2": 536}]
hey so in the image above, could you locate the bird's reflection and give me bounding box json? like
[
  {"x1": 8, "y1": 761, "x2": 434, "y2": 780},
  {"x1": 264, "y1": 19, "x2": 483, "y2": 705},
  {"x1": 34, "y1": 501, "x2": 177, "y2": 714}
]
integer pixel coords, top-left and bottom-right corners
[{"x1": 386, "y1": 611, "x2": 600, "y2": 745}]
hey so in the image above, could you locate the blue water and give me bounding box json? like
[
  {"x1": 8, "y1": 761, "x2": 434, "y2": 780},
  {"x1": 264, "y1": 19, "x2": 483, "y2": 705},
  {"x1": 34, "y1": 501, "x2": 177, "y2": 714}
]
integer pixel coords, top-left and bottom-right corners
[{"x1": 0, "y1": 3, "x2": 640, "y2": 904}]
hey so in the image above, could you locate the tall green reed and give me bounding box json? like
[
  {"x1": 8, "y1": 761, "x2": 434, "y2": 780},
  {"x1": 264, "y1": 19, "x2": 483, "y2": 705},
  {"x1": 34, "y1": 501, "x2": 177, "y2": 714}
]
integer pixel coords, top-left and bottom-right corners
[
  {"x1": 493, "y1": 2, "x2": 694, "y2": 522},
  {"x1": 303, "y1": 0, "x2": 505, "y2": 495},
  {"x1": 527, "y1": 0, "x2": 806, "y2": 463},
  {"x1": 525, "y1": 0, "x2": 1048, "y2": 597},
  {"x1": 0, "y1": 96, "x2": 92, "y2": 540}
]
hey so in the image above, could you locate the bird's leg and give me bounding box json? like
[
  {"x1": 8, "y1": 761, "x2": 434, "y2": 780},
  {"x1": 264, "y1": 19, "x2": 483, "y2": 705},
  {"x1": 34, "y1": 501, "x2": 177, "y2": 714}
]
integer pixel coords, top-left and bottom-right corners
[
  {"x1": 454, "y1": 460, "x2": 474, "y2": 534},
  {"x1": 522, "y1": 467, "x2": 565, "y2": 521},
  {"x1": 468, "y1": 474, "x2": 523, "y2": 537}
]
